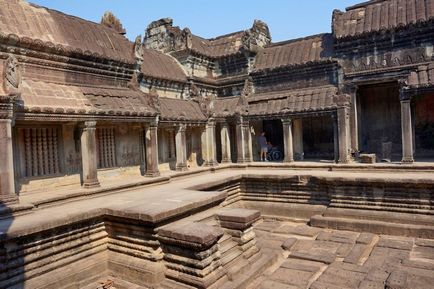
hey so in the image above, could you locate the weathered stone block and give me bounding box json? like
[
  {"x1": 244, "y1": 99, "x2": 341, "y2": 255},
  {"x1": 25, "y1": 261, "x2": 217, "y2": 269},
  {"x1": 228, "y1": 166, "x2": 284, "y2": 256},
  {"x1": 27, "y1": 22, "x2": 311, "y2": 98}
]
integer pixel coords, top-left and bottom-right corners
[
  {"x1": 360, "y1": 153, "x2": 376, "y2": 163},
  {"x1": 217, "y1": 208, "x2": 261, "y2": 229}
]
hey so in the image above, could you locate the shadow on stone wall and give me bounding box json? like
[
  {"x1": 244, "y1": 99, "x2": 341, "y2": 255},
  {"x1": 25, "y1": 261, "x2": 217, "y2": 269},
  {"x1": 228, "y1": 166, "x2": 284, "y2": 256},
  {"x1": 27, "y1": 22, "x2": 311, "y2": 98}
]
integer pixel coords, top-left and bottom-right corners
[{"x1": 0, "y1": 202, "x2": 23, "y2": 289}]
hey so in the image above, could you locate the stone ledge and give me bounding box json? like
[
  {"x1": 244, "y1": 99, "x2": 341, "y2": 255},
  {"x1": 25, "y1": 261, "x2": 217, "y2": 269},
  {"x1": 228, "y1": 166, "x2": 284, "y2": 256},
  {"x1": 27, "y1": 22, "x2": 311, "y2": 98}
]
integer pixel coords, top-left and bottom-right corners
[
  {"x1": 217, "y1": 208, "x2": 261, "y2": 224},
  {"x1": 158, "y1": 223, "x2": 223, "y2": 249}
]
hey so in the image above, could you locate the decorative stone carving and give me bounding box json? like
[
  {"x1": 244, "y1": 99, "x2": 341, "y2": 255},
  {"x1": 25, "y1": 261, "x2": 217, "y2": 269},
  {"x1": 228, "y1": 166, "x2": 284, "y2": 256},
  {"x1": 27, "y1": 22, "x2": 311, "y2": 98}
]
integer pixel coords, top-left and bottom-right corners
[
  {"x1": 3, "y1": 54, "x2": 21, "y2": 95},
  {"x1": 134, "y1": 35, "x2": 143, "y2": 60},
  {"x1": 241, "y1": 77, "x2": 254, "y2": 97},
  {"x1": 100, "y1": 11, "x2": 126, "y2": 35},
  {"x1": 235, "y1": 78, "x2": 253, "y2": 115},
  {"x1": 242, "y1": 19, "x2": 271, "y2": 52},
  {"x1": 174, "y1": 28, "x2": 193, "y2": 51},
  {"x1": 148, "y1": 88, "x2": 161, "y2": 112}
]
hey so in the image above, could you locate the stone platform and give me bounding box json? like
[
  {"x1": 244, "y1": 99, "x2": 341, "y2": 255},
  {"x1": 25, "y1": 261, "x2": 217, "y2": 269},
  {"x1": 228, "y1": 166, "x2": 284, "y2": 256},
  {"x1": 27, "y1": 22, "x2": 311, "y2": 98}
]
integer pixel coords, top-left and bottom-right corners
[{"x1": 1, "y1": 165, "x2": 434, "y2": 288}]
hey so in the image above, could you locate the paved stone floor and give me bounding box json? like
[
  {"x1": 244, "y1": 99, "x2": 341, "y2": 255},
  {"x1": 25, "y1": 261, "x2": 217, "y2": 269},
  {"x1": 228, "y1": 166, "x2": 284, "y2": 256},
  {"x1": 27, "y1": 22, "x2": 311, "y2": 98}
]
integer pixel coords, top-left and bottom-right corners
[{"x1": 247, "y1": 220, "x2": 434, "y2": 289}]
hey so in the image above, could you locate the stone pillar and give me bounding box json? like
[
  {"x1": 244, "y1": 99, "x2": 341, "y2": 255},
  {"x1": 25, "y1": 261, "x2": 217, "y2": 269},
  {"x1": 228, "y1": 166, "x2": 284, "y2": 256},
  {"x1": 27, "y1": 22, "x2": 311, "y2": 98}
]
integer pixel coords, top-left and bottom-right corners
[
  {"x1": 332, "y1": 114, "x2": 339, "y2": 163},
  {"x1": 220, "y1": 122, "x2": 231, "y2": 163},
  {"x1": 282, "y1": 118, "x2": 294, "y2": 163},
  {"x1": 202, "y1": 119, "x2": 218, "y2": 167},
  {"x1": 293, "y1": 118, "x2": 304, "y2": 161},
  {"x1": 236, "y1": 117, "x2": 252, "y2": 163},
  {"x1": 245, "y1": 124, "x2": 253, "y2": 162},
  {"x1": 350, "y1": 89, "x2": 359, "y2": 152},
  {"x1": 80, "y1": 121, "x2": 100, "y2": 188},
  {"x1": 337, "y1": 107, "x2": 351, "y2": 164},
  {"x1": 175, "y1": 124, "x2": 188, "y2": 171},
  {"x1": 400, "y1": 96, "x2": 414, "y2": 163},
  {"x1": 145, "y1": 121, "x2": 160, "y2": 177},
  {"x1": 0, "y1": 100, "x2": 17, "y2": 203}
]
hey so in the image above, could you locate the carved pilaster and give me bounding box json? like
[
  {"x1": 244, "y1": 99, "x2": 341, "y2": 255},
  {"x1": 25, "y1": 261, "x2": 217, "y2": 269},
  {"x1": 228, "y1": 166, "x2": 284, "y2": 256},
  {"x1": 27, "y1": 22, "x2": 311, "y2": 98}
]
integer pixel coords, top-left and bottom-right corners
[
  {"x1": 220, "y1": 122, "x2": 231, "y2": 163},
  {"x1": 175, "y1": 124, "x2": 188, "y2": 171},
  {"x1": 201, "y1": 119, "x2": 218, "y2": 167},
  {"x1": 337, "y1": 107, "x2": 352, "y2": 164},
  {"x1": 293, "y1": 118, "x2": 304, "y2": 161},
  {"x1": 399, "y1": 85, "x2": 414, "y2": 163},
  {"x1": 145, "y1": 119, "x2": 160, "y2": 177},
  {"x1": 282, "y1": 118, "x2": 294, "y2": 163},
  {"x1": 0, "y1": 98, "x2": 17, "y2": 203},
  {"x1": 236, "y1": 117, "x2": 252, "y2": 163},
  {"x1": 80, "y1": 121, "x2": 100, "y2": 188}
]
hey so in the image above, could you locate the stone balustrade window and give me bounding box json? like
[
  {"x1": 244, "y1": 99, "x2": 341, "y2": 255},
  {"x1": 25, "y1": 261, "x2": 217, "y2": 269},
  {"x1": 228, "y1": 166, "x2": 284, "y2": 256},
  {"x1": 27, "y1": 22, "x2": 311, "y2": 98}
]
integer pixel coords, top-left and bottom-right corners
[
  {"x1": 21, "y1": 127, "x2": 60, "y2": 178},
  {"x1": 97, "y1": 127, "x2": 116, "y2": 169}
]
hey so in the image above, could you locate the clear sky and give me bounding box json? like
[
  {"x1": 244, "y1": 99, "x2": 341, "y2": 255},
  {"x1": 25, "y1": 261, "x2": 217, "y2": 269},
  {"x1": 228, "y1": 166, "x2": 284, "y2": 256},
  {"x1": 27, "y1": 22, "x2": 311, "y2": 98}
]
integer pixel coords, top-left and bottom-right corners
[{"x1": 29, "y1": 0, "x2": 362, "y2": 42}]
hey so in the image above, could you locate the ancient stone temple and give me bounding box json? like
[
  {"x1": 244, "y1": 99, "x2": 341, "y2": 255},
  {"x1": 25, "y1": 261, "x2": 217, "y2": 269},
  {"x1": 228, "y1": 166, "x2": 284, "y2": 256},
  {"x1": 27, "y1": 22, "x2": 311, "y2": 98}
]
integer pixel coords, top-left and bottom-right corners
[{"x1": 0, "y1": 0, "x2": 434, "y2": 288}]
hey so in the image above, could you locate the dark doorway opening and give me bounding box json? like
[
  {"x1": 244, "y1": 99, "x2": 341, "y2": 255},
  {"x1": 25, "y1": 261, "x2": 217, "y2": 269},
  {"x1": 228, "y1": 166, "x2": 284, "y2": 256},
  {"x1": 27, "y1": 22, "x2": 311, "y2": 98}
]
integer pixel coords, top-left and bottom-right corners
[
  {"x1": 358, "y1": 82, "x2": 402, "y2": 161},
  {"x1": 262, "y1": 119, "x2": 283, "y2": 161},
  {"x1": 303, "y1": 115, "x2": 334, "y2": 160},
  {"x1": 414, "y1": 92, "x2": 434, "y2": 161}
]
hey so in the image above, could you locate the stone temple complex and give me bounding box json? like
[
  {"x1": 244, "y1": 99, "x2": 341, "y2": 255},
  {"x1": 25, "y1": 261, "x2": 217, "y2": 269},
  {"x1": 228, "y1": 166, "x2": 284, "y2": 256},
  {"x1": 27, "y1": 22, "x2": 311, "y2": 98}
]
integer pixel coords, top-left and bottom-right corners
[{"x1": 0, "y1": 0, "x2": 434, "y2": 288}]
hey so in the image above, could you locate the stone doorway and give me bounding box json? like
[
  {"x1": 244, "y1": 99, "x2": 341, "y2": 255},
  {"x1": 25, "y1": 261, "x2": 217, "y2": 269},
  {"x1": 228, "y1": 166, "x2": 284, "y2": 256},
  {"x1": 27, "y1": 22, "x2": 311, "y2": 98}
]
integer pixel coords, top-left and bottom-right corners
[
  {"x1": 358, "y1": 82, "x2": 402, "y2": 162},
  {"x1": 262, "y1": 119, "x2": 283, "y2": 162},
  {"x1": 413, "y1": 92, "x2": 434, "y2": 161},
  {"x1": 302, "y1": 115, "x2": 334, "y2": 161}
]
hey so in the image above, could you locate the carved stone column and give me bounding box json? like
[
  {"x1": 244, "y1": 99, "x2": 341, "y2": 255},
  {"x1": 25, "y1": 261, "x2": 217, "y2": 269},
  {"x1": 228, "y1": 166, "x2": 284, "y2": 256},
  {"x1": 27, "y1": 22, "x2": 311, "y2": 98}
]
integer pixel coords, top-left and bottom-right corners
[
  {"x1": 80, "y1": 121, "x2": 100, "y2": 188},
  {"x1": 220, "y1": 122, "x2": 231, "y2": 163},
  {"x1": 236, "y1": 117, "x2": 252, "y2": 163},
  {"x1": 145, "y1": 120, "x2": 160, "y2": 177},
  {"x1": 175, "y1": 124, "x2": 188, "y2": 171},
  {"x1": 282, "y1": 118, "x2": 294, "y2": 163},
  {"x1": 400, "y1": 90, "x2": 414, "y2": 163},
  {"x1": 337, "y1": 107, "x2": 351, "y2": 164},
  {"x1": 293, "y1": 118, "x2": 304, "y2": 161},
  {"x1": 0, "y1": 100, "x2": 17, "y2": 203},
  {"x1": 332, "y1": 114, "x2": 339, "y2": 163},
  {"x1": 202, "y1": 119, "x2": 218, "y2": 167},
  {"x1": 343, "y1": 84, "x2": 359, "y2": 153},
  {"x1": 246, "y1": 124, "x2": 253, "y2": 162}
]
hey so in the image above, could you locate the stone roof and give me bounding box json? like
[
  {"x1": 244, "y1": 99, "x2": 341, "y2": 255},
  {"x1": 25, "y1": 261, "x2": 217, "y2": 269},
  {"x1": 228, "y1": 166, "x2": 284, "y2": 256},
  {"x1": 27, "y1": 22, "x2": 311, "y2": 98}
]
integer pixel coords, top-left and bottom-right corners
[
  {"x1": 18, "y1": 80, "x2": 156, "y2": 117},
  {"x1": 214, "y1": 97, "x2": 240, "y2": 117},
  {"x1": 247, "y1": 85, "x2": 340, "y2": 116},
  {"x1": 0, "y1": 0, "x2": 134, "y2": 63},
  {"x1": 253, "y1": 34, "x2": 334, "y2": 72},
  {"x1": 333, "y1": 0, "x2": 434, "y2": 39},
  {"x1": 159, "y1": 98, "x2": 206, "y2": 122},
  {"x1": 204, "y1": 31, "x2": 246, "y2": 58},
  {"x1": 141, "y1": 49, "x2": 188, "y2": 82}
]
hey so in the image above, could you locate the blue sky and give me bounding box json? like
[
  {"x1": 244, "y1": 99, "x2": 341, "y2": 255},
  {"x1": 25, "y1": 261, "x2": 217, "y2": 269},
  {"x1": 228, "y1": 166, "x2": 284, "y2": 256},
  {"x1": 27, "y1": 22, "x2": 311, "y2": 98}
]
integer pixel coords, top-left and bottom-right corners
[{"x1": 30, "y1": 0, "x2": 361, "y2": 42}]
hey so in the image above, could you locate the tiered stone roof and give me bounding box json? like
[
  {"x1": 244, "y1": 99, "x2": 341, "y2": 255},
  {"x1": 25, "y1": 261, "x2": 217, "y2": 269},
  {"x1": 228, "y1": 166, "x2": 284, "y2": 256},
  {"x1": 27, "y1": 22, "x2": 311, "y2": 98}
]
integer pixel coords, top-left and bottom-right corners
[
  {"x1": 333, "y1": 0, "x2": 434, "y2": 39},
  {"x1": 141, "y1": 49, "x2": 188, "y2": 83},
  {"x1": 253, "y1": 34, "x2": 334, "y2": 72},
  {"x1": 0, "y1": 0, "x2": 134, "y2": 64},
  {"x1": 1, "y1": 0, "x2": 433, "y2": 122}
]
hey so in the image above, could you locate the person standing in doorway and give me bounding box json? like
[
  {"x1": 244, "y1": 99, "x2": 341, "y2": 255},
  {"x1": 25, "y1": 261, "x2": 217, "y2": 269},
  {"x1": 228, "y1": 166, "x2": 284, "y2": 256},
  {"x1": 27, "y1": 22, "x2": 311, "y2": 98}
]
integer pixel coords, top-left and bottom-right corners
[{"x1": 258, "y1": 132, "x2": 268, "y2": 161}]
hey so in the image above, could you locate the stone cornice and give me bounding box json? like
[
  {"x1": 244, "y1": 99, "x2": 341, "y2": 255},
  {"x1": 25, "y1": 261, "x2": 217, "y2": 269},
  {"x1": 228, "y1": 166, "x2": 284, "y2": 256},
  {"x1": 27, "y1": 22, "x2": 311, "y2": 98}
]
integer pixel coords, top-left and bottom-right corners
[{"x1": 0, "y1": 32, "x2": 135, "y2": 66}]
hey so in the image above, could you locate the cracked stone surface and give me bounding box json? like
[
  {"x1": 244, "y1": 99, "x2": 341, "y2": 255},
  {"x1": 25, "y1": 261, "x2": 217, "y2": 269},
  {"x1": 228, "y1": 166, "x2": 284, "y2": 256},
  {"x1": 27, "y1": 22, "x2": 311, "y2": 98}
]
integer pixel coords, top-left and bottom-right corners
[{"x1": 247, "y1": 220, "x2": 434, "y2": 289}]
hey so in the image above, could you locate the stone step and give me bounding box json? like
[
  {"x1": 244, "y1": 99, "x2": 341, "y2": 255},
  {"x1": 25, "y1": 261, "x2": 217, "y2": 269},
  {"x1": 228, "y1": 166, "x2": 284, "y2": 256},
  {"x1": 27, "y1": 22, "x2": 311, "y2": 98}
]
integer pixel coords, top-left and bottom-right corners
[
  {"x1": 323, "y1": 207, "x2": 434, "y2": 226},
  {"x1": 220, "y1": 244, "x2": 243, "y2": 266},
  {"x1": 310, "y1": 215, "x2": 434, "y2": 238},
  {"x1": 218, "y1": 250, "x2": 278, "y2": 289}
]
